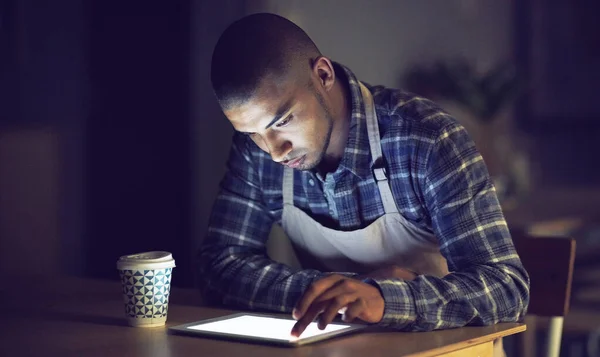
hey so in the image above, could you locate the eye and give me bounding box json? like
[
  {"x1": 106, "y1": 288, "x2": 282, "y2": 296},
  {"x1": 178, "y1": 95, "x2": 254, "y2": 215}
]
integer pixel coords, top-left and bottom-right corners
[{"x1": 275, "y1": 114, "x2": 293, "y2": 128}]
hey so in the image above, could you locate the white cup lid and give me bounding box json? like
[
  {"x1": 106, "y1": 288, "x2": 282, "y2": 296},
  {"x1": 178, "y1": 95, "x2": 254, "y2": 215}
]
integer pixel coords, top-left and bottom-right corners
[{"x1": 117, "y1": 251, "x2": 176, "y2": 270}]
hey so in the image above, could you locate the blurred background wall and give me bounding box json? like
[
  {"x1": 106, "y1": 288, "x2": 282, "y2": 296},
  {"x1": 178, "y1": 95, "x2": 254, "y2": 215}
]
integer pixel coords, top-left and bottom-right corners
[
  {"x1": 1, "y1": 1, "x2": 195, "y2": 283},
  {"x1": 1, "y1": 0, "x2": 88, "y2": 275},
  {"x1": 246, "y1": 0, "x2": 513, "y2": 89}
]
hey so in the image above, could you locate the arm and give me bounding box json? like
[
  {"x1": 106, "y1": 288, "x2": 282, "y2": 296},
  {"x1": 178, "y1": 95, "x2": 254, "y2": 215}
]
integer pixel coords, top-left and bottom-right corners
[
  {"x1": 370, "y1": 122, "x2": 530, "y2": 331},
  {"x1": 197, "y1": 133, "x2": 329, "y2": 312}
]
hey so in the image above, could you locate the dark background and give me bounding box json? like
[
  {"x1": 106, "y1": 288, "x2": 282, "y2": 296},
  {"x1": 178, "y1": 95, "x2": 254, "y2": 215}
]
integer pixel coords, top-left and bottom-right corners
[
  {"x1": 85, "y1": 1, "x2": 191, "y2": 283},
  {"x1": 1, "y1": 0, "x2": 200, "y2": 287}
]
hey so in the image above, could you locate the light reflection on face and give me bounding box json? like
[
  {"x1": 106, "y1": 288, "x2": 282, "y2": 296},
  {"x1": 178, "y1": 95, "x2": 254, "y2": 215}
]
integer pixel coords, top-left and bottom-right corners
[{"x1": 225, "y1": 77, "x2": 334, "y2": 171}]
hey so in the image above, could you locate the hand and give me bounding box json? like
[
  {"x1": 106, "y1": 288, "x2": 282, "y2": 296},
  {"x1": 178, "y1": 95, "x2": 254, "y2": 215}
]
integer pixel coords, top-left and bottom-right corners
[
  {"x1": 357, "y1": 265, "x2": 418, "y2": 281},
  {"x1": 290, "y1": 275, "x2": 384, "y2": 338}
]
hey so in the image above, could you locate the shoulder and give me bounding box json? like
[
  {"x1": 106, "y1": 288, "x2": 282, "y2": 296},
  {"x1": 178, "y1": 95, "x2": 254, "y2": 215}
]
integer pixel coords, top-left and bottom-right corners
[
  {"x1": 367, "y1": 84, "x2": 475, "y2": 178},
  {"x1": 368, "y1": 84, "x2": 460, "y2": 141}
]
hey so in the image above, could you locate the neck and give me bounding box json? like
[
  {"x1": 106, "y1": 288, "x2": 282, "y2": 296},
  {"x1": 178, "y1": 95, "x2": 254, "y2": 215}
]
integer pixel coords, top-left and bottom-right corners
[{"x1": 318, "y1": 72, "x2": 351, "y2": 175}]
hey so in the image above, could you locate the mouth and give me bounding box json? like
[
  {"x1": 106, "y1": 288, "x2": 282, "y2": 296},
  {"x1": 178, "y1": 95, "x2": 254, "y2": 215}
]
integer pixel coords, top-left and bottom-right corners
[{"x1": 284, "y1": 155, "x2": 306, "y2": 169}]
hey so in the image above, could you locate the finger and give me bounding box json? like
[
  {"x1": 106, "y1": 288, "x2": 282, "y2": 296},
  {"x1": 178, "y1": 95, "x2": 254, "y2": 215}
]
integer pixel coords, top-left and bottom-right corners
[
  {"x1": 291, "y1": 278, "x2": 350, "y2": 337},
  {"x1": 341, "y1": 298, "x2": 366, "y2": 323},
  {"x1": 312, "y1": 279, "x2": 356, "y2": 305},
  {"x1": 318, "y1": 294, "x2": 356, "y2": 330},
  {"x1": 294, "y1": 280, "x2": 357, "y2": 335},
  {"x1": 293, "y1": 275, "x2": 345, "y2": 320},
  {"x1": 291, "y1": 300, "x2": 328, "y2": 337}
]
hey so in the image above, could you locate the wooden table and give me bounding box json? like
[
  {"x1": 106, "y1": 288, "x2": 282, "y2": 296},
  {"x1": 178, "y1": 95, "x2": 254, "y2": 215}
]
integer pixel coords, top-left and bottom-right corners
[{"x1": 0, "y1": 275, "x2": 524, "y2": 357}]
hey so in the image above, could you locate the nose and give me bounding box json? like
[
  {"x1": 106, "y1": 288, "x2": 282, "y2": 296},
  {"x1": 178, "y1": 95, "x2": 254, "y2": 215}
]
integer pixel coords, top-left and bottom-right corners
[{"x1": 264, "y1": 134, "x2": 292, "y2": 163}]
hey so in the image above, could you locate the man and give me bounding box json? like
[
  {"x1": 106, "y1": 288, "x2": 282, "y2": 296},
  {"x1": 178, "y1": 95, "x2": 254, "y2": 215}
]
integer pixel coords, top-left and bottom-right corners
[{"x1": 198, "y1": 12, "x2": 529, "y2": 344}]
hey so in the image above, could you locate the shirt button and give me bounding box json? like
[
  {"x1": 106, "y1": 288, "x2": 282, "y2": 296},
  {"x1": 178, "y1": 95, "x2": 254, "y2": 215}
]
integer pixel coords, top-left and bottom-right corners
[{"x1": 308, "y1": 179, "x2": 315, "y2": 186}]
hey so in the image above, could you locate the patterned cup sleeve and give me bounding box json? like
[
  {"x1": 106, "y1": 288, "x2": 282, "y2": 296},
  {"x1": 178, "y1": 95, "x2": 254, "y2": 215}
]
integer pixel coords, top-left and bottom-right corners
[{"x1": 119, "y1": 268, "x2": 173, "y2": 318}]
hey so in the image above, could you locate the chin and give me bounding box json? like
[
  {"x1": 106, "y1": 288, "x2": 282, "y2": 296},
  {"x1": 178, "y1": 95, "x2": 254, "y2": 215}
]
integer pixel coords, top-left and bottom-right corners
[
  {"x1": 295, "y1": 164, "x2": 313, "y2": 171},
  {"x1": 296, "y1": 157, "x2": 318, "y2": 171}
]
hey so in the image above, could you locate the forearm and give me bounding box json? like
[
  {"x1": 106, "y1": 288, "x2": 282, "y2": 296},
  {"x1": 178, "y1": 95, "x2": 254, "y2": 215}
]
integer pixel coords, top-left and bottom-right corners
[
  {"x1": 370, "y1": 260, "x2": 529, "y2": 331},
  {"x1": 198, "y1": 241, "x2": 330, "y2": 312}
]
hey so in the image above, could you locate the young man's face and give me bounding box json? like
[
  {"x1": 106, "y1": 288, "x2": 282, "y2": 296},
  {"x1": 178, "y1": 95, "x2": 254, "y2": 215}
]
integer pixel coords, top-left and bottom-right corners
[{"x1": 224, "y1": 74, "x2": 334, "y2": 171}]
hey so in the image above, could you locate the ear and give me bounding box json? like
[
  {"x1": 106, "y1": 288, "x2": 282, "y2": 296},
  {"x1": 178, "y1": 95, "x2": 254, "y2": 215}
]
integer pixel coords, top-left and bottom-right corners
[{"x1": 311, "y1": 56, "x2": 336, "y2": 92}]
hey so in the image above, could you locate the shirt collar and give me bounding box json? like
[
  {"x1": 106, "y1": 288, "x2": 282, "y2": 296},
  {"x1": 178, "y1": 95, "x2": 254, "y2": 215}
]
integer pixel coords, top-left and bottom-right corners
[{"x1": 332, "y1": 62, "x2": 373, "y2": 180}]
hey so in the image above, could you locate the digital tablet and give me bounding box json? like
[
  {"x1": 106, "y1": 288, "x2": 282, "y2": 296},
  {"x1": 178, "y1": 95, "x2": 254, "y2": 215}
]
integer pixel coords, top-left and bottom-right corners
[{"x1": 168, "y1": 312, "x2": 367, "y2": 347}]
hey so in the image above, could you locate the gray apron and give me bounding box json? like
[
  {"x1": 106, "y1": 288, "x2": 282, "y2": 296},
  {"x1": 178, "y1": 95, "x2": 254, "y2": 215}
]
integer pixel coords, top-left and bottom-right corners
[{"x1": 277, "y1": 82, "x2": 505, "y2": 356}]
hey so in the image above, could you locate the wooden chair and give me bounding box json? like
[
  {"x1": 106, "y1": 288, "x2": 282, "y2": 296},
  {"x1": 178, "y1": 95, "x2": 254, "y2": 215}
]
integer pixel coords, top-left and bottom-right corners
[{"x1": 512, "y1": 234, "x2": 577, "y2": 357}]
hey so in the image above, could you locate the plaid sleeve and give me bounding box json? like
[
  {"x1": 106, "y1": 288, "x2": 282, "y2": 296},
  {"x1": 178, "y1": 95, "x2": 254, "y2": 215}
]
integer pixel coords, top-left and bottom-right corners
[
  {"x1": 197, "y1": 133, "x2": 327, "y2": 313},
  {"x1": 371, "y1": 122, "x2": 530, "y2": 331}
]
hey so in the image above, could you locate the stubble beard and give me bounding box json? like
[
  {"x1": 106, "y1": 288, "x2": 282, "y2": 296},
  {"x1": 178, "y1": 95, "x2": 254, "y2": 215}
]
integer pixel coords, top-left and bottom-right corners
[{"x1": 299, "y1": 116, "x2": 333, "y2": 171}]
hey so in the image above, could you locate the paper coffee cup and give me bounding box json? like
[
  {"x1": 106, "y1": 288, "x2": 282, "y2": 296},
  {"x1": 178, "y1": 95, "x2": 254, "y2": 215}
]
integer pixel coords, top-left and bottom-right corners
[{"x1": 116, "y1": 251, "x2": 176, "y2": 327}]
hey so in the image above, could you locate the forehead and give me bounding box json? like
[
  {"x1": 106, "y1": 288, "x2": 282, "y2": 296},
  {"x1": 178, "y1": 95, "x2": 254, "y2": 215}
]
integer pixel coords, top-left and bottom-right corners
[{"x1": 224, "y1": 76, "x2": 304, "y2": 131}]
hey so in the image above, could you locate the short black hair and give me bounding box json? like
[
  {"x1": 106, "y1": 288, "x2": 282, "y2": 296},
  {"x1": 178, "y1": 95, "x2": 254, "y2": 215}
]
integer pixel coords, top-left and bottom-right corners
[{"x1": 210, "y1": 13, "x2": 321, "y2": 109}]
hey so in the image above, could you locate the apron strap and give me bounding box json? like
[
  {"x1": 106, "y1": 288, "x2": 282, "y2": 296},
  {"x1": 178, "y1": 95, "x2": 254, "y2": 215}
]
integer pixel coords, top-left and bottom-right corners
[
  {"x1": 283, "y1": 166, "x2": 294, "y2": 205},
  {"x1": 373, "y1": 166, "x2": 399, "y2": 214},
  {"x1": 359, "y1": 82, "x2": 399, "y2": 214}
]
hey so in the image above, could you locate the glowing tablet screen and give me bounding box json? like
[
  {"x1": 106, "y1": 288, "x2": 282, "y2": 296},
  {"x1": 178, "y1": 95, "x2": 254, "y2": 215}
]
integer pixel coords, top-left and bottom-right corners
[{"x1": 186, "y1": 315, "x2": 352, "y2": 342}]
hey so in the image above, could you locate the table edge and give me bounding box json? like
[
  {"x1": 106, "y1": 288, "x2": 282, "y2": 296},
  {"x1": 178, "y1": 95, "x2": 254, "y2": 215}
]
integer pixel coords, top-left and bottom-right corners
[{"x1": 402, "y1": 324, "x2": 527, "y2": 357}]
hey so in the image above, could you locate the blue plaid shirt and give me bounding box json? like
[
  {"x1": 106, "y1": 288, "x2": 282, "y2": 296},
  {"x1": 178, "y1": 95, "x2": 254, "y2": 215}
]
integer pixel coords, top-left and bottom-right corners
[{"x1": 198, "y1": 63, "x2": 529, "y2": 331}]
